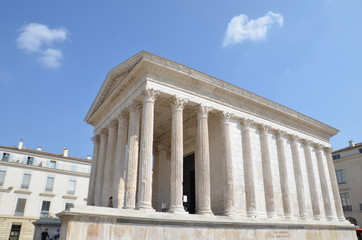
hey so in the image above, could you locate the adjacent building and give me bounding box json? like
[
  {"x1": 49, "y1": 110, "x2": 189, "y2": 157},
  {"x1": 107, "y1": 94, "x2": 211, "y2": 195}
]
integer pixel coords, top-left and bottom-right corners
[
  {"x1": 58, "y1": 51, "x2": 356, "y2": 240},
  {"x1": 333, "y1": 140, "x2": 362, "y2": 229},
  {"x1": 0, "y1": 140, "x2": 91, "y2": 240}
]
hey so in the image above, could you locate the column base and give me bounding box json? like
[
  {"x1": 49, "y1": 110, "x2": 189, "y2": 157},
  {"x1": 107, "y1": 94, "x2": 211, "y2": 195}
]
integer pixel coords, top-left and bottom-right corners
[
  {"x1": 197, "y1": 209, "x2": 213, "y2": 215},
  {"x1": 123, "y1": 205, "x2": 136, "y2": 210},
  {"x1": 136, "y1": 202, "x2": 155, "y2": 212},
  {"x1": 247, "y1": 210, "x2": 257, "y2": 218},
  {"x1": 266, "y1": 212, "x2": 278, "y2": 219},
  {"x1": 168, "y1": 206, "x2": 187, "y2": 214},
  {"x1": 223, "y1": 209, "x2": 237, "y2": 216}
]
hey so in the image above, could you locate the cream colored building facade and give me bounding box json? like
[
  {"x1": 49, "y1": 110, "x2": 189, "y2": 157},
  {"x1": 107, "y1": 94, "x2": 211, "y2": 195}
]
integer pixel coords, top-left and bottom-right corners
[
  {"x1": 58, "y1": 51, "x2": 357, "y2": 240},
  {"x1": 0, "y1": 141, "x2": 90, "y2": 240},
  {"x1": 333, "y1": 141, "x2": 362, "y2": 229}
]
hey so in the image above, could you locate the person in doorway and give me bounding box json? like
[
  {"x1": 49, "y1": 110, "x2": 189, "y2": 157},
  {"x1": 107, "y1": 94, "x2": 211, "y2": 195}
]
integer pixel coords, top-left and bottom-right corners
[
  {"x1": 108, "y1": 196, "x2": 113, "y2": 207},
  {"x1": 54, "y1": 229, "x2": 60, "y2": 239},
  {"x1": 41, "y1": 228, "x2": 49, "y2": 240}
]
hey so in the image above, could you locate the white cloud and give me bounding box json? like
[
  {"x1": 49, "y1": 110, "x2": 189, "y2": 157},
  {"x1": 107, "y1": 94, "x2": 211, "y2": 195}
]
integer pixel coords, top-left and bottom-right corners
[
  {"x1": 39, "y1": 48, "x2": 63, "y2": 69},
  {"x1": 17, "y1": 23, "x2": 69, "y2": 68},
  {"x1": 223, "y1": 11, "x2": 283, "y2": 47}
]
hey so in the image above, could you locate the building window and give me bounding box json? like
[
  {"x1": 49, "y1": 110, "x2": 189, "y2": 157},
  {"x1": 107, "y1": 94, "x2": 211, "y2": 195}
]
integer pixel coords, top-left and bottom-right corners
[
  {"x1": 0, "y1": 170, "x2": 5, "y2": 186},
  {"x1": 9, "y1": 224, "x2": 21, "y2": 240},
  {"x1": 359, "y1": 204, "x2": 362, "y2": 211},
  {"x1": 49, "y1": 160, "x2": 56, "y2": 169},
  {"x1": 71, "y1": 164, "x2": 77, "y2": 172},
  {"x1": 340, "y1": 193, "x2": 352, "y2": 211},
  {"x1": 336, "y1": 170, "x2": 346, "y2": 184},
  {"x1": 26, "y1": 157, "x2": 34, "y2": 165},
  {"x1": 40, "y1": 200, "x2": 51, "y2": 218},
  {"x1": 359, "y1": 148, "x2": 362, "y2": 153},
  {"x1": 65, "y1": 202, "x2": 74, "y2": 210},
  {"x1": 2, "y1": 153, "x2": 10, "y2": 161},
  {"x1": 45, "y1": 177, "x2": 54, "y2": 192},
  {"x1": 21, "y1": 173, "x2": 31, "y2": 189},
  {"x1": 14, "y1": 198, "x2": 27, "y2": 216},
  {"x1": 332, "y1": 154, "x2": 340, "y2": 160},
  {"x1": 67, "y1": 180, "x2": 76, "y2": 194}
]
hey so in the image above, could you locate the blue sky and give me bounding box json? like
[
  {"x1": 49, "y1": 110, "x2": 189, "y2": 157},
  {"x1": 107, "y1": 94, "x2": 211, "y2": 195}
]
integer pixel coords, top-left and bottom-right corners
[{"x1": 0, "y1": 0, "x2": 361, "y2": 158}]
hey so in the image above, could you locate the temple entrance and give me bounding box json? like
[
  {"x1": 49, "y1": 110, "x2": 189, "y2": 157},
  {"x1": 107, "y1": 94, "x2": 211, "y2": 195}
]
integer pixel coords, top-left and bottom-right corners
[{"x1": 183, "y1": 153, "x2": 196, "y2": 214}]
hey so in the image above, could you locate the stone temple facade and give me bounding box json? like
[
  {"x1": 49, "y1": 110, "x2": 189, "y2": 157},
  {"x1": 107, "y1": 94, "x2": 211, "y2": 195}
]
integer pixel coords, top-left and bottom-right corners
[{"x1": 58, "y1": 51, "x2": 357, "y2": 239}]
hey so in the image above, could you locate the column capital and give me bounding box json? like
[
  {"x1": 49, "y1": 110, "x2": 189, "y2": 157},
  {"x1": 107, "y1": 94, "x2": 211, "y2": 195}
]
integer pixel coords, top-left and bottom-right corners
[
  {"x1": 275, "y1": 129, "x2": 287, "y2": 139},
  {"x1": 313, "y1": 143, "x2": 324, "y2": 151},
  {"x1": 101, "y1": 128, "x2": 108, "y2": 135},
  {"x1": 129, "y1": 101, "x2": 142, "y2": 112},
  {"x1": 118, "y1": 111, "x2": 129, "y2": 120},
  {"x1": 258, "y1": 124, "x2": 271, "y2": 134},
  {"x1": 219, "y1": 112, "x2": 233, "y2": 122},
  {"x1": 197, "y1": 104, "x2": 213, "y2": 118},
  {"x1": 92, "y1": 135, "x2": 100, "y2": 143},
  {"x1": 141, "y1": 88, "x2": 159, "y2": 102},
  {"x1": 240, "y1": 118, "x2": 254, "y2": 127},
  {"x1": 170, "y1": 95, "x2": 188, "y2": 111},
  {"x1": 302, "y1": 139, "x2": 312, "y2": 146},
  {"x1": 109, "y1": 119, "x2": 118, "y2": 129},
  {"x1": 288, "y1": 134, "x2": 300, "y2": 142},
  {"x1": 324, "y1": 147, "x2": 333, "y2": 154}
]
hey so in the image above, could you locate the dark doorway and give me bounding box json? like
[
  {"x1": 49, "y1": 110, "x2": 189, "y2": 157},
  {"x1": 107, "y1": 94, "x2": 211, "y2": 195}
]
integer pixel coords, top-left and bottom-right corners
[
  {"x1": 183, "y1": 153, "x2": 196, "y2": 214},
  {"x1": 9, "y1": 224, "x2": 21, "y2": 240}
]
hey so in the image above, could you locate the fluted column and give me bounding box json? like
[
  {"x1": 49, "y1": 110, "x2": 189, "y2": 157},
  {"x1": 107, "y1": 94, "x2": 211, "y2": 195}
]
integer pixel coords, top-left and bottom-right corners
[
  {"x1": 137, "y1": 88, "x2": 159, "y2": 210},
  {"x1": 325, "y1": 147, "x2": 345, "y2": 221},
  {"x1": 221, "y1": 112, "x2": 236, "y2": 216},
  {"x1": 290, "y1": 135, "x2": 307, "y2": 219},
  {"x1": 259, "y1": 124, "x2": 276, "y2": 218},
  {"x1": 102, "y1": 120, "x2": 118, "y2": 206},
  {"x1": 315, "y1": 144, "x2": 333, "y2": 220},
  {"x1": 169, "y1": 96, "x2": 188, "y2": 213},
  {"x1": 275, "y1": 130, "x2": 292, "y2": 218},
  {"x1": 87, "y1": 135, "x2": 100, "y2": 206},
  {"x1": 113, "y1": 112, "x2": 129, "y2": 208},
  {"x1": 240, "y1": 118, "x2": 256, "y2": 217},
  {"x1": 195, "y1": 105, "x2": 213, "y2": 215},
  {"x1": 303, "y1": 140, "x2": 321, "y2": 219},
  {"x1": 94, "y1": 128, "x2": 108, "y2": 206},
  {"x1": 124, "y1": 101, "x2": 142, "y2": 209}
]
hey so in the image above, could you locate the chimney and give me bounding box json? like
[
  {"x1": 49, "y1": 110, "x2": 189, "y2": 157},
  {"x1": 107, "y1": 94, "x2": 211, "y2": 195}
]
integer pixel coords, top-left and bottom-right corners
[
  {"x1": 18, "y1": 139, "x2": 24, "y2": 149},
  {"x1": 86, "y1": 155, "x2": 91, "y2": 160},
  {"x1": 62, "y1": 147, "x2": 69, "y2": 157},
  {"x1": 349, "y1": 140, "x2": 355, "y2": 147},
  {"x1": 37, "y1": 146, "x2": 42, "y2": 151}
]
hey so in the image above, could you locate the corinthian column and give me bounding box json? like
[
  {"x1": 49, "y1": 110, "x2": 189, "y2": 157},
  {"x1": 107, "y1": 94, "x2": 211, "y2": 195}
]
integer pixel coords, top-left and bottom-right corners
[
  {"x1": 275, "y1": 130, "x2": 292, "y2": 218},
  {"x1": 102, "y1": 120, "x2": 118, "y2": 206},
  {"x1": 220, "y1": 112, "x2": 236, "y2": 216},
  {"x1": 240, "y1": 118, "x2": 256, "y2": 217},
  {"x1": 325, "y1": 147, "x2": 345, "y2": 221},
  {"x1": 123, "y1": 101, "x2": 142, "y2": 209},
  {"x1": 94, "y1": 128, "x2": 108, "y2": 206},
  {"x1": 87, "y1": 135, "x2": 100, "y2": 206},
  {"x1": 315, "y1": 144, "x2": 333, "y2": 220},
  {"x1": 169, "y1": 96, "x2": 188, "y2": 213},
  {"x1": 113, "y1": 112, "x2": 129, "y2": 208},
  {"x1": 137, "y1": 88, "x2": 159, "y2": 211},
  {"x1": 195, "y1": 105, "x2": 213, "y2": 215},
  {"x1": 289, "y1": 135, "x2": 307, "y2": 219},
  {"x1": 303, "y1": 140, "x2": 321, "y2": 219},
  {"x1": 258, "y1": 124, "x2": 276, "y2": 218}
]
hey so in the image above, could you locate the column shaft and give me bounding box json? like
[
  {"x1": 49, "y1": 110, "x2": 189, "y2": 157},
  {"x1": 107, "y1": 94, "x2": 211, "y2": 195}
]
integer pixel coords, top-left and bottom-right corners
[
  {"x1": 221, "y1": 112, "x2": 236, "y2": 216},
  {"x1": 94, "y1": 129, "x2": 108, "y2": 206},
  {"x1": 290, "y1": 135, "x2": 307, "y2": 218},
  {"x1": 87, "y1": 135, "x2": 100, "y2": 206},
  {"x1": 259, "y1": 125, "x2": 276, "y2": 218},
  {"x1": 325, "y1": 147, "x2": 345, "y2": 221},
  {"x1": 137, "y1": 89, "x2": 159, "y2": 210},
  {"x1": 315, "y1": 144, "x2": 333, "y2": 220},
  {"x1": 102, "y1": 121, "x2": 118, "y2": 206},
  {"x1": 113, "y1": 112, "x2": 129, "y2": 208},
  {"x1": 275, "y1": 130, "x2": 292, "y2": 218},
  {"x1": 124, "y1": 102, "x2": 142, "y2": 209},
  {"x1": 303, "y1": 140, "x2": 321, "y2": 219},
  {"x1": 195, "y1": 105, "x2": 213, "y2": 215},
  {"x1": 169, "y1": 96, "x2": 187, "y2": 213}
]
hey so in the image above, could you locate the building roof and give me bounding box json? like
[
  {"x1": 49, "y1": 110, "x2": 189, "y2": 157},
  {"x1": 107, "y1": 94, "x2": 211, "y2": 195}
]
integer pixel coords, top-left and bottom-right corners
[
  {"x1": 0, "y1": 145, "x2": 91, "y2": 163},
  {"x1": 332, "y1": 142, "x2": 362, "y2": 154}
]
